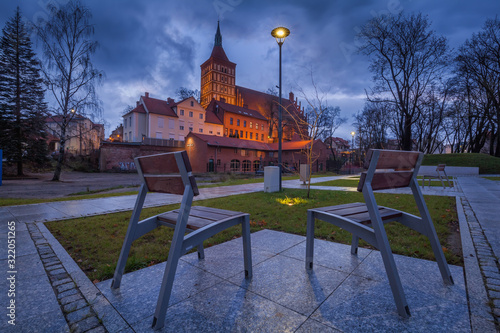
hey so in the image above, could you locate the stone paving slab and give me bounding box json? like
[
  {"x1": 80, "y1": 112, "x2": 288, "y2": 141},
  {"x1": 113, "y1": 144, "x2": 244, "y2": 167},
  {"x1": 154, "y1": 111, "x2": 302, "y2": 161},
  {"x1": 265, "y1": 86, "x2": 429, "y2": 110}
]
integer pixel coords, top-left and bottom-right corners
[{"x1": 95, "y1": 230, "x2": 469, "y2": 332}]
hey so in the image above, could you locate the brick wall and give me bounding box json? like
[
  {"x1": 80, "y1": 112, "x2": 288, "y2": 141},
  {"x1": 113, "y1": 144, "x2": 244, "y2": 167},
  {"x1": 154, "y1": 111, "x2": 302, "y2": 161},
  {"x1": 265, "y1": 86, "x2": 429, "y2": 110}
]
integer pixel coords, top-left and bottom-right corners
[{"x1": 99, "y1": 142, "x2": 184, "y2": 172}]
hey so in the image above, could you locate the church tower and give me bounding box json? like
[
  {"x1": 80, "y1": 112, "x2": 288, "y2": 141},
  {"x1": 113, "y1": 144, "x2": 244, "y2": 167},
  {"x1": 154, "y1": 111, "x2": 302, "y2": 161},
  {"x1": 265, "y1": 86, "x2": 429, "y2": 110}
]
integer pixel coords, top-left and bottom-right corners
[{"x1": 200, "y1": 21, "x2": 236, "y2": 108}]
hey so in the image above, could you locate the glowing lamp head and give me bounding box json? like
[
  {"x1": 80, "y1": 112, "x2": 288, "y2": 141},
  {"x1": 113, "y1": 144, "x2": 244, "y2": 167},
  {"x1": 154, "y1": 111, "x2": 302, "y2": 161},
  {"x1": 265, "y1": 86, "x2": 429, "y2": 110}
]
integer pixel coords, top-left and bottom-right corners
[
  {"x1": 271, "y1": 26, "x2": 290, "y2": 45},
  {"x1": 351, "y1": 131, "x2": 355, "y2": 136}
]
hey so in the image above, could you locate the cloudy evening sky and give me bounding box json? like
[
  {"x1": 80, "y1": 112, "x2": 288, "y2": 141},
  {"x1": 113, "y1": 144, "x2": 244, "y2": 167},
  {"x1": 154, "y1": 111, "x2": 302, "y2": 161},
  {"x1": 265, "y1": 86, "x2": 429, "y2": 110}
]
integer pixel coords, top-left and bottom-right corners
[{"x1": 0, "y1": 0, "x2": 498, "y2": 140}]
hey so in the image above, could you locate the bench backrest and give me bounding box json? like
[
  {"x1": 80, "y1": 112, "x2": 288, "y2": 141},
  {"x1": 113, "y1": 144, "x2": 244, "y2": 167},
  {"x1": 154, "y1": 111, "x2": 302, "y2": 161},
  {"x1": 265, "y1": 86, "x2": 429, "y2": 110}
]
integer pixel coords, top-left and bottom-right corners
[
  {"x1": 357, "y1": 149, "x2": 423, "y2": 192},
  {"x1": 436, "y1": 164, "x2": 446, "y2": 172},
  {"x1": 134, "y1": 151, "x2": 199, "y2": 196}
]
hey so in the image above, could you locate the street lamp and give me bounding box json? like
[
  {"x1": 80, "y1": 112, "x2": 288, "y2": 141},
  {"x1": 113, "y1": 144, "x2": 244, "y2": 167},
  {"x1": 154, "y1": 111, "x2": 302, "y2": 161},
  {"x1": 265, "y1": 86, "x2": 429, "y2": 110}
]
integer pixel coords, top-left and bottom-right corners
[
  {"x1": 271, "y1": 26, "x2": 290, "y2": 191},
  {"x1": 351, "y1": 131, "x2": 355, "y2": 174}
]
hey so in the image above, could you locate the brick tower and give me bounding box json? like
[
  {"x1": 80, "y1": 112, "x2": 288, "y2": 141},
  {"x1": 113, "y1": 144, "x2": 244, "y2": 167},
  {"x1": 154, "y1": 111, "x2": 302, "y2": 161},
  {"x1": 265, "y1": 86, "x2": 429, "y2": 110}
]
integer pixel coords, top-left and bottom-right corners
[{"x1": 200, "y1": 21, "x2": 237, "y2": 108}]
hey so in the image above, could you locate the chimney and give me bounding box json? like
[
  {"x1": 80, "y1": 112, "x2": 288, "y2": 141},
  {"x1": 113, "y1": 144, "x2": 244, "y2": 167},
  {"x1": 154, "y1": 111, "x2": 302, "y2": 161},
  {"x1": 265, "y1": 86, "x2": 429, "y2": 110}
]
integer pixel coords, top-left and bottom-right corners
[
  {"x1": 167, "y1": 97, "x2": 174, "y2": 104},
  {"x1": 220, "y1": 97, "x2": 226, "y2": 103},
  {"x1": 136, "y1": 101, "x2": 140, "y2": 107},
  {"x1": 145, "y1": 92, "x2": 149, "y2": 98},
  {"x1": 289, "y1": 91, "x2": 294, "y2": 102},
  {"x1": 243, "y1": 104, "x2": 248, "y2": 109}
]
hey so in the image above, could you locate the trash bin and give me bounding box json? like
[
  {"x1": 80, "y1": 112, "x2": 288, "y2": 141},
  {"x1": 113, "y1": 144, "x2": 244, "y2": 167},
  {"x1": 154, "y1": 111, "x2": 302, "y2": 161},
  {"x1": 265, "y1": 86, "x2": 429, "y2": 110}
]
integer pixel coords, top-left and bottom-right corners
[
  {"x1": 264, "y1": 166, "x2": 279, "y2": 192},
  {"x1": 300, "y1": 164, "x2": 310, "y2": 184}
]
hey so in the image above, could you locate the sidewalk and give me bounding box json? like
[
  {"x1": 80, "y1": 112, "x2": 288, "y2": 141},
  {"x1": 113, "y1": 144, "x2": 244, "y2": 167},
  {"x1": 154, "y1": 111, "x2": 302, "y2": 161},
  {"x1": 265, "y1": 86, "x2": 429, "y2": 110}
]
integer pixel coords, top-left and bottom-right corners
[{"x1": 0, "y1": 176, "x2": 499, "y2": 332}]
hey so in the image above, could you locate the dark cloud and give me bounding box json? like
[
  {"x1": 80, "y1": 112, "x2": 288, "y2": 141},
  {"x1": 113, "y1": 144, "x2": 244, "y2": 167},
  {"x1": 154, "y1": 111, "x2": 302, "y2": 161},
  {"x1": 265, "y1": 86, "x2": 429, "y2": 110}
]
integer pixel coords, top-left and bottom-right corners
[{"x1": 0, "y1": 0, "x2": 498, "y2": 139}]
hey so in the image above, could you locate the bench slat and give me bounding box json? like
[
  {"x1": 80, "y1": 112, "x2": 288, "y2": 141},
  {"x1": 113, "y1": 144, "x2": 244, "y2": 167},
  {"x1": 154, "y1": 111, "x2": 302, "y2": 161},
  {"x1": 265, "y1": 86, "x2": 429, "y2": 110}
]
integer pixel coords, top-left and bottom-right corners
[
  {"x1": 157, "y1": 206, "x2": 244, "y2": 230},
  {"x1": 357, "y1": 171, "x2": 414, "y2": 192},
  {"x1": 314, "y1": 202, "x2": 402, "y2": 225}
]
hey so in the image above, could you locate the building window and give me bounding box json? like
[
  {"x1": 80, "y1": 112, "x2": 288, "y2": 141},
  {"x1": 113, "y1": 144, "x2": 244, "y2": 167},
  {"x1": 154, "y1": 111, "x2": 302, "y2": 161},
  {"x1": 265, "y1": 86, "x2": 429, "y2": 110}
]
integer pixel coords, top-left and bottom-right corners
[
  {"x1": 217, "y1": 131, "x2": 221, "y2": 135},
  {"x1": 240, "y1": 130, "x2": 243, "y2": 138},
  {"x1": 245, "y1": 132, "x2": 248, "y2": 138},
  {"x1": 199, "y1": 113, "x2": 203, "y2": 120},
  {"x1": 180, "y1": 109, "x2": 184, "y2": 116},
  {"x1": 261, "y1": 134, "x2": 264, "y2": 141},
  {"x1": 234, "y1": 148, "x2": 238, "y2": 154},
  {"x1": 243, "y1": 120, "x2": 246, "y2": 127},
  {"x1": 237, "y1": 119, "x2": 240, "y2": 126},
  {"x1": 250, "y1": 122, "x2": 253, "y2": 129},
  {"x1": 158, "y1": 117, "x2": 164, "y2": 128},
  {"x1": 180, "y1": 125, "x2": 184, "y2": 130},
  {"x1": 269, "y1": 152, "x2": 274, "y2": 157},
  {"x1": 129, "y1": 131, "x2": 132, "y2": 140},
  {"x1": 242, "y1": 160, "x2": 251, "y2": 172},
  {"x1": 241, "y1": 149, "x2": 246, "y2": 157},
  {"x1": 230, "y1": 117, "x2": 233, "y2": 125},
  {"x1": 169, "y1": 119, "x2": 175, "y2": 129},
  {"x1": 156, "y1": 132, "x2": 162, "y2": 139},
  {"x1": 190, "y1": 101, "x2": 194, "y2": 107},
  {"x1": 261, "y1": 124, "x2": 264, "y2": 131},
  {"x1": 225, "y1": 128, "x2": 228, "y2": 136},
  {"x1": 199, "y1": 128, "x2": 203, "y2": 133},
  {"x1": 209, "y1": 130, "x2": 213, "y2": 134},
  {"x1": 189, "y1": 127, "x2": 193, "y2": 132},
  {"x1": 253, "y1": 160, "x2": 261, "y2": 171},
  {"x1": 250, "y1": 133, "x2": 253, "y2": 139},
  {"x1": 129, "y1": 117, "x2": 132, "y2": 127},
  {"x1": 179, "y1": 135, "x2": 184, "y2": 141},
  {"x1": 189, "y1": 111, "x2": 193, "y2": 117},
  {"x1": 124, "y1": 133, "x2": 127, "y2": 141},
  {"x1": 169, "y1": 133, "x2": 175, "y2": 140},
  {"x1": 230, "y1": 129, "x2": 234, "y2": 136},
  {"x1": 230, "y1": 159, "x2": 240, "y2": 172},
  {"x1": 217, "y1": 159, "x2": 221, "y2": 166}
]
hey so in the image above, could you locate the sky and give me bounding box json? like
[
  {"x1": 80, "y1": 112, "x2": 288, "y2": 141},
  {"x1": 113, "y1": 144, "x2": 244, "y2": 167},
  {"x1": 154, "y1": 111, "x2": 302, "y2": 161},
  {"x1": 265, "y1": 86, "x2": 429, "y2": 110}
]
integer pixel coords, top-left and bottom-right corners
[{"x1": 0, "y1": 0, "x2": 498, "y2": 141}]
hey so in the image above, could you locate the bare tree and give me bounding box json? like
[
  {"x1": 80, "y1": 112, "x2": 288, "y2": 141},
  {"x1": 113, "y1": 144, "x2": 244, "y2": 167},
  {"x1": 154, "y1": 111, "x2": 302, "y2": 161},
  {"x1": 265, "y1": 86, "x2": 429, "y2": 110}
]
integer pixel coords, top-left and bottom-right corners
[
  {"x1": 291, "y1": 72, "x2": 344, "y2": 198},
  {"x1": 175, "y1": 87, "x2": 200, "y2": 102},
  {"x1": 35, "y1": 1, "x2": 103, "y2": 181},
  {"x1": 358, "y1": 12, "x2": 449, "y2": 151},
  {"x1": 353, "y1": 100, "x2": 391, "y2": 152},
  {"x1": 455, "y1": 17, "x2": 500, "y2": 156}
]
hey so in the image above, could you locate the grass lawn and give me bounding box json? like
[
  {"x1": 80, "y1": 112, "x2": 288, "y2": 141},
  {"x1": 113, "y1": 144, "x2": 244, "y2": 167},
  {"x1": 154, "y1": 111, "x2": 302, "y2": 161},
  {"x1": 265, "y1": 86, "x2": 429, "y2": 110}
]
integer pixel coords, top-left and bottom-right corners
[
  {"x1": 314, "y1": 178, "x2": 453, "y2": 188},
  {"x1": 483, "y1": 176, "x2": 500, "y2": 181},
  {"x1": 46, "y1": 188, "x2": 462, "y2": 283},
  {"x1": 423, "y1": 153, "x2": 500, "y2": 174},
  {"x1": 0, "y1": 190, "x2": 139, "y2": 207},
  {"x1": 199, "y1": 172, "x2": 339, "y2": 188}
]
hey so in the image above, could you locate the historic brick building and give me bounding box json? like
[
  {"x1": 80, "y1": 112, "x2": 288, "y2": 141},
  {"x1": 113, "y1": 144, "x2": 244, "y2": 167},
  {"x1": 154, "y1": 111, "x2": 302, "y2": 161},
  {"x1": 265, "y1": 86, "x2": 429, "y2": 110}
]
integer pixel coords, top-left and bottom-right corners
[{"x1": 201, "y1": 22, "x2": 308, "y2": 142}]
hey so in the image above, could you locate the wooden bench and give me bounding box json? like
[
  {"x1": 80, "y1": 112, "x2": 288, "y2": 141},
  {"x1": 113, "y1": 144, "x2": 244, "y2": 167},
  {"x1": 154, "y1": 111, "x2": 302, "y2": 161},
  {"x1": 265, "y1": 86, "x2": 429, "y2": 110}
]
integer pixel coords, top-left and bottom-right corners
[
  {"x1": 422, "y1": 164, "x2": 452, "y2": 188},
  {"x1": 305, "y1": 149, "x2": 454, "y2": 318},
  {"x1": 111, "y1": 151, "x2": 252, "y2": 330}
]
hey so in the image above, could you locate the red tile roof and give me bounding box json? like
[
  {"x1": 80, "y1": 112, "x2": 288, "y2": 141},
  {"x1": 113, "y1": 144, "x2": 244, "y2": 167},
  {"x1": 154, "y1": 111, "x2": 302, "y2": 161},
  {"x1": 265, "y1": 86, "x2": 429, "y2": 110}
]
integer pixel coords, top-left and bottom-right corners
[
  {"x1": 235, "y1": 86, "x2": 298, "y2": 113},
  {"x1": 189, "y1": 133, "x2": 321, "y2": 152},
  {"x1": 204, "y1": 108, "x2": 223, "y2": 125},
  {"x1": 141, "y1": 95, "x2": 178, "y2": 117},
  {"x1": 189, "y1": 133, "x2": 271, "y2": 150},
  {"x1": 215, "y1": 99, "x2": 267, "y2": 121},
  {"x1": 126, "y1": 104, "x2": 146, "y2": 115}
]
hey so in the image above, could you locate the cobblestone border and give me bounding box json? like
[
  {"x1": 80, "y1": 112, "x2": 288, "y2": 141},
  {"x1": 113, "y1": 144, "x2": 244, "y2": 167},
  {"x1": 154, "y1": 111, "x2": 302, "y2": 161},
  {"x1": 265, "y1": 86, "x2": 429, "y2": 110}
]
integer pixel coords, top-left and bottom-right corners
[
  {"x1": 461, "y1": 197, "x2": 500, "y2": 331},
  {"x1": 27, "y1": 223, "x2": 107, "y2": 333}
]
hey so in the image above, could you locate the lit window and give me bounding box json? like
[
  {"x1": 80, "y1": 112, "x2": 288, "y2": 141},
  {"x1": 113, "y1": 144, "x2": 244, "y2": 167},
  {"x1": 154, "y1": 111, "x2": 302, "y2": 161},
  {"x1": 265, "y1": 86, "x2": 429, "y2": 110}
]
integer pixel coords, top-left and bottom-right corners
[
  {"x1": 250, "y1": 122, "x2": 253, "y2": 129},
  {"x1": 261, "y1": 124, "x2": 264, "y2": 131}
]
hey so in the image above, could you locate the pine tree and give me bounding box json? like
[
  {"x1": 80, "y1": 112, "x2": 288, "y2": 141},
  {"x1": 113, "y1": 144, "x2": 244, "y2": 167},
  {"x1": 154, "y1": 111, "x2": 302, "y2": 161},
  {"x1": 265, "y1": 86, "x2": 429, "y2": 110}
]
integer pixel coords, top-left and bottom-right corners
[{"x1": 0, "y1": 7, "x2": 48, "y2": 175}]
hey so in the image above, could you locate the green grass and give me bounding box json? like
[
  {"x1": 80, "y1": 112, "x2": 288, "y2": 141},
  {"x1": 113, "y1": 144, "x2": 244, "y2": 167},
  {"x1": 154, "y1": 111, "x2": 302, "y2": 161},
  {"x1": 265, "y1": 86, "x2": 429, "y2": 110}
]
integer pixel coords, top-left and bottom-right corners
[
  {"x1": 483, "y1": 176, "x2": 500, "y2": 181},
  {"x1": 46, "y1": 189, "x2": 462, "y2": 282},
  {"x1": 0, "y1": 190, "x2": 139, "y2": 207},
  {"x1": 423, "y1": 153, "x2": 500, "y2": 174},
  {"x1": 313, "y1": 178, "x2": 453, "y2": 188}
]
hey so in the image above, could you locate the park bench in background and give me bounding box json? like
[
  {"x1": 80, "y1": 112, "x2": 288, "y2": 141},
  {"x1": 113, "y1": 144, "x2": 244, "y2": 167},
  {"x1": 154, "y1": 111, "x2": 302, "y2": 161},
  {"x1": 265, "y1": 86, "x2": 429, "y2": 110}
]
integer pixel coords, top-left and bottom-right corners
[
  {"x1": 111, "y1": 151, "x2": 252, "y2": 330},
  {"x1": 422, "y1": 164, "x2": 452, "y2": 188},
  {"x1": 305, "y1": 149, "x2": 454, "y2": 318}
]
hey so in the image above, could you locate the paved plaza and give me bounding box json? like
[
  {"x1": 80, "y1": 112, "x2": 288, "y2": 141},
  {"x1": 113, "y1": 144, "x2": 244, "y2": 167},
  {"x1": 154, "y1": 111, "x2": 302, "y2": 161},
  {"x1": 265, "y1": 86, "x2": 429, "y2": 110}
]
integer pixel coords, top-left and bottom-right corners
[{"x1": 0, "y1": 175, "x2": 499, "y2": 332}]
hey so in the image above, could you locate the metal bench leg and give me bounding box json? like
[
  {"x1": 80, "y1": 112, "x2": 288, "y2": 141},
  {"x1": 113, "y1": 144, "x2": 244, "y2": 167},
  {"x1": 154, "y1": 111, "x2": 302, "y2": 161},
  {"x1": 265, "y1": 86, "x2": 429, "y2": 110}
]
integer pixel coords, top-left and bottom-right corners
[
  {"x1": 305, "y1": 210, "x2": 315, "y2": 270},
  {"x1": 111, "y1": 185, "x2": 147, "y2": 289},
  {"x1": 351, "y1": 235, "x2": 359, "y2": 255},
  {"x1": 241, "y1": 215, "x2": 253, "y2": 279},
  {"x1": 197, "y1": 243, "x2": 205, "y2": 259},
  {"x1": 152, "y1": 187, "x2": 193, "y2": 330}
]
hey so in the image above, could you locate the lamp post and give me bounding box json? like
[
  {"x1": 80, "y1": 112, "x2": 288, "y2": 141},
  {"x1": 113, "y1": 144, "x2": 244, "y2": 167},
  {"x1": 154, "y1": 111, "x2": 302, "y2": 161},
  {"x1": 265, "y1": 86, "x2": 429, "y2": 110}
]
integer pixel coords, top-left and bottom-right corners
[
  {"x1": 351, "y1": 131, "x2": 355, "y2": 174},
  {"x1": 271, "y1": 26, "x2": 290, "y2": 191}
]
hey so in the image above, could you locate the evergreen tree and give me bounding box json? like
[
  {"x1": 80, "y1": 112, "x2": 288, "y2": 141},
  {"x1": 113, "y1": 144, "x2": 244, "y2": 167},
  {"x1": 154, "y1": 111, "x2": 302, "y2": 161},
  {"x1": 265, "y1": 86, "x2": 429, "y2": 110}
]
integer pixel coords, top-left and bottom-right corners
[{"x1": 0, "y1": 7, "x2": 48, "y2": 175}]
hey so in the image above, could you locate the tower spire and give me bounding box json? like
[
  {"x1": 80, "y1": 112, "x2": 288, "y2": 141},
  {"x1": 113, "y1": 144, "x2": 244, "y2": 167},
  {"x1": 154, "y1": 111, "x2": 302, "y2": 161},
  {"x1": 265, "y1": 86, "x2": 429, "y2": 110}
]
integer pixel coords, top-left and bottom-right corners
[{"x1": 214, "y1": 20, "x2": 222, "y2": 46}]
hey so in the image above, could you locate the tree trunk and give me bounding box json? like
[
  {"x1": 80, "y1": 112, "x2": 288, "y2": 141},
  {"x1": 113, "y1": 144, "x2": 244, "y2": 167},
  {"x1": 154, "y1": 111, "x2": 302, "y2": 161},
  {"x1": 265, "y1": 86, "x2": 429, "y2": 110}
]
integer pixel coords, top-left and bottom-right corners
[{"x1": 402, "y1": 116, "x2": 413, "y2": 151}]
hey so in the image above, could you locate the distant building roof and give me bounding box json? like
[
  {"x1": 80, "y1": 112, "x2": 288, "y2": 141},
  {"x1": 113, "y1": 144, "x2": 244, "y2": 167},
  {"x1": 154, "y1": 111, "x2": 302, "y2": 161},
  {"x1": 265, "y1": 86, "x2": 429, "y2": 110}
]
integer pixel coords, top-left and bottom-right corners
[
  {"x1": 215, "y1": 99, "x2": 267, "y2": 121},
  {"x1": 141, "y1": 95, "x2": 178, "y2": 117}
]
